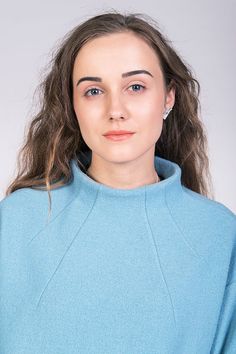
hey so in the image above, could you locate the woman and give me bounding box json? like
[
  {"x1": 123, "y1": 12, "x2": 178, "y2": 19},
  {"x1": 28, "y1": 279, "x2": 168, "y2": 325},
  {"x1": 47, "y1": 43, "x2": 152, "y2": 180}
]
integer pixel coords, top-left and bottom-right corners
[{"x1": 1, "y1": 11, "x2": 235, "y2": 354}]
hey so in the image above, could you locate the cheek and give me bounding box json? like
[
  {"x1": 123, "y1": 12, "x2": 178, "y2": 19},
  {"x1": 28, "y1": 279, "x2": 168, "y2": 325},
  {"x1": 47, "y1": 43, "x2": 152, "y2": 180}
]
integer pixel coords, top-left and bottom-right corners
[
  {"x1": 145, "y1": 115, "x2": 163, "y2": 143},
  {"x1": 74, "y1": 96, "x2": 103, "y2": 124},
  {"x1": 73, "y1": 99, "x2": 94, "y2": 131},
  {"x1": 73, "y1": 102, "x2": 89, "y2": 137},
  {"x1": 75, "y1": 114, "x2": 95, "y2": 143},
  {"x1": 132, "y1": 91, "x2": 164, "y2": 118},
  {"x1": 73, "y1": 104, "x2": 103, "y2": 149},
  {"x1": 136, "y1": 101, "x2": 164, "y2": 136}
]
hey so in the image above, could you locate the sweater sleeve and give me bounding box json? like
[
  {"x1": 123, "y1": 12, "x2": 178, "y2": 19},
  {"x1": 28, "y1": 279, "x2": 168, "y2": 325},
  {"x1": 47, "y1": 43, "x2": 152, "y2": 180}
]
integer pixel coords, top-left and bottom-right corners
[
  {"x1": 210, "y1": 230, "x2": 236, "y2": 354},
  {"x1": 210, "y1": 281, "x2": 236, "y2": 353}
]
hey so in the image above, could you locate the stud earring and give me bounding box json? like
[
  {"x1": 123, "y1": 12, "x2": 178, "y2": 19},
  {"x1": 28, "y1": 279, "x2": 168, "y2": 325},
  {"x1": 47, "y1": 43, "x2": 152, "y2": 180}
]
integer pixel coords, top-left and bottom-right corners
[{"x1": 163, "y1": 107, "x2": 172, "y2": 120}]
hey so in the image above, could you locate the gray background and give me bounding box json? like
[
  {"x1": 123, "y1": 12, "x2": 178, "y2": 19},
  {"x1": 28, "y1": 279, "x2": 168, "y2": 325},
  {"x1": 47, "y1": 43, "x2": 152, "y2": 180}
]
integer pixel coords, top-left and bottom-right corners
[{"x1": 1, "y1": 0, "x2": 235, "y2": 213}]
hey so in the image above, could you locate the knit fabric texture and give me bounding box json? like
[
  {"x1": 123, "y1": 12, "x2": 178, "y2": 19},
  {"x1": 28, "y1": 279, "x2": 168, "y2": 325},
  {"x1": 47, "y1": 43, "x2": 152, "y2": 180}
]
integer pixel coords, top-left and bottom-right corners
[{"x1": 1, "y1": 152, "x2": 236, "y2": 353}]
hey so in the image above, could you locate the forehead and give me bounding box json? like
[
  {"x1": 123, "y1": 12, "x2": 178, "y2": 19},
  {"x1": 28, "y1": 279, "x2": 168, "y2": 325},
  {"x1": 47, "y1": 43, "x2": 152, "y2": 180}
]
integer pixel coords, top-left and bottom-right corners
[{"x1": 73, "y1": 32, "x2": 162, "y2": 76}]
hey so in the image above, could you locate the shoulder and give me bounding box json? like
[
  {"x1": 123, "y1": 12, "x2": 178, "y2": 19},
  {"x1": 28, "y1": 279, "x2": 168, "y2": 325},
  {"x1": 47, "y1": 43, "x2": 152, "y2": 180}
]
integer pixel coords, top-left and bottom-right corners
[
  {"x1": 181, "y1": 186, "x2": 236, "y2": 228},
  {"x1": 0, "y1": 187, "x2": 48, "y2": 225},
  {"x1": 0, "y1": 175, "x2": 81, "y2": 215},
  {"x1": 0, "y1": 179, "x2": 81, "y2": 243},
  {"x1": 0, "y1": 188, "x2": 48, "y2": 242},
  {"x1": 165, "y1": 185, "x2": 236, "y2": 257},
  {"x1": 165, "y1": 185, "x2": 236, "y2": 284}
]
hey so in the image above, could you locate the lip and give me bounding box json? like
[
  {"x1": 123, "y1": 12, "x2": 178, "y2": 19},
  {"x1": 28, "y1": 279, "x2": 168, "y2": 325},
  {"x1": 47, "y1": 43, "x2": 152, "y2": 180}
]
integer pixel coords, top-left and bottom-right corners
[
  {"x1": 103, "y1": 133, "x2": 135, "y2": 141},
  {"x1": 103, "y1": 130, "x2": 135, "y2": 136}
]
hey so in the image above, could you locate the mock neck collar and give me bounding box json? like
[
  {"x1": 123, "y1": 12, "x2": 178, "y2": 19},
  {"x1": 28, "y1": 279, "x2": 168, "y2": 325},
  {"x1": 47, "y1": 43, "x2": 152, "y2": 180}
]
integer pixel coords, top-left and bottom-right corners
[{"x1": 69, "y1": 151, "x2": 183, "y2": 206}]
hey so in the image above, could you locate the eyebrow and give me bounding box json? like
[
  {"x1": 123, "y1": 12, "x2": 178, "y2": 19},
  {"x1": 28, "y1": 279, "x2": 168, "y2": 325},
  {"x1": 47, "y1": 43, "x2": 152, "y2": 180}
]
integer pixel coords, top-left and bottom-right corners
[{"x1": 76, "y1": 70, "x2": 153, "y2": 86}]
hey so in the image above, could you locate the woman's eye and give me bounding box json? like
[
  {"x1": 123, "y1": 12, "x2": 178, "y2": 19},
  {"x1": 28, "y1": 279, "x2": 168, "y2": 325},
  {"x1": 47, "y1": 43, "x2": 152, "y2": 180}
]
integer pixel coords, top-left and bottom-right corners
[
  {"x1": 84, "y1": 84, "x2": 145, "y2": 97},
  {"x1": 128, "y1": 84, "x2": 145, "y2": 92},
  {"x1": 84, "y1": 88, "x2": 102, "y2": 97}
]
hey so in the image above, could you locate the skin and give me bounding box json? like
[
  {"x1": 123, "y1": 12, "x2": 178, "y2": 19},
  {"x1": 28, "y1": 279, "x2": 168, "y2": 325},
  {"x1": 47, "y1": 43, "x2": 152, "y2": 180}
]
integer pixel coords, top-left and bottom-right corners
[{"x1": 72, "y1": 31, "x2": 175, "y2": 189}]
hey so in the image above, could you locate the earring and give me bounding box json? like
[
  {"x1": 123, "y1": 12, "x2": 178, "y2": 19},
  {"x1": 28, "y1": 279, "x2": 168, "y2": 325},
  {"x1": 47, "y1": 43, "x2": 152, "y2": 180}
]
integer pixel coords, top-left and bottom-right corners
[{"x1": 163, "y1": 107, "x2": 172, "y2": 120}]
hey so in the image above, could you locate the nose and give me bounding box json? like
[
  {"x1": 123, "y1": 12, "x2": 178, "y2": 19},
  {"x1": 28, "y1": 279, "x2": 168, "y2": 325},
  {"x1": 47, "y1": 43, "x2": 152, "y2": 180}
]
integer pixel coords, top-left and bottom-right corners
[{"x1": 107, "y1": 92, "x2": 127, "y2": 120}]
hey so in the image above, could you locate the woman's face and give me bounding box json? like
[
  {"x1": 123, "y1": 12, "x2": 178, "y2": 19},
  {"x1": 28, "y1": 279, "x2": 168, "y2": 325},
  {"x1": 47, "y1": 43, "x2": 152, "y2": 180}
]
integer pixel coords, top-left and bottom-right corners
[{"x1": 72, "y1": 31, "x2": 175, "y2": 165}]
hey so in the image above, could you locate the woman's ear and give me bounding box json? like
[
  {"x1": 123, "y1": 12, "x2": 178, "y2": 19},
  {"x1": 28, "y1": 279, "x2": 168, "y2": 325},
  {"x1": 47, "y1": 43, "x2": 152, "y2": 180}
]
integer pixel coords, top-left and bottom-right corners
[{"x1": 165, "y1": 81, "x2": 176, "y2": 110}]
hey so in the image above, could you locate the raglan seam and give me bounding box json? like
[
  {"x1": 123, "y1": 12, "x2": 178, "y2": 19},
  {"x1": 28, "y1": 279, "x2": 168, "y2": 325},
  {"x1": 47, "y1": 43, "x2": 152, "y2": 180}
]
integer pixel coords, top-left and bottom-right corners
[
  {"x1": 27, "y1": 184, "x2": 85, "y2": 245},
  {"x1": 144, "y1": 184, "x2": 177, "y2": 330},
  {"x1": 164, "y1": 185, "x2": 209, "y2": 265},
  {"x1": 36, "y1": 184, "x2": 101, "y2": 308}
]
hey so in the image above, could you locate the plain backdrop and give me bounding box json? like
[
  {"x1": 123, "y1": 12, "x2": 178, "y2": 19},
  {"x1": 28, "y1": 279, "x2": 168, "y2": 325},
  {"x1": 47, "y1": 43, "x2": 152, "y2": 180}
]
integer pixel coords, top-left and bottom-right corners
[{"x1": 0, "y1": 0, "x2": 235, "y2": 213}]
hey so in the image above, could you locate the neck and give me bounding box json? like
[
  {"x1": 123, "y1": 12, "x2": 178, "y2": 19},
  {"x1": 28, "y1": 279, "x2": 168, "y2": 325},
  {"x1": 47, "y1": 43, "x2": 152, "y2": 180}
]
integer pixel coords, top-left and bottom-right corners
[
  {"x1": 70, "y1": 154, "x2": 182, "y2": 206},
  {"x1": 85, "y1": 154, "x2": 160, "y2": 190},
  {"x1": 86, "y1": 168, "x2": 160, "y2": 188}
]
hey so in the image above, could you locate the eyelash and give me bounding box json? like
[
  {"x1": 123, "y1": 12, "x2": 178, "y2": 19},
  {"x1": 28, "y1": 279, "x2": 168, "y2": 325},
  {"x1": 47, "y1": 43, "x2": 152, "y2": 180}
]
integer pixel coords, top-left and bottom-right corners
[{"x1": 84, "y1": 84, "x2": 146, "y2": 97}]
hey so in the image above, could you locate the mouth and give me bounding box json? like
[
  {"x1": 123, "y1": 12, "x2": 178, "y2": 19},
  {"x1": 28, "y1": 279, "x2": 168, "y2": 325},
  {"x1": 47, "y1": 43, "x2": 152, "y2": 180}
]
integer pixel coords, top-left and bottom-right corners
[{"x1": 103, "y1": 132, "x2": 135, "y2": 141}]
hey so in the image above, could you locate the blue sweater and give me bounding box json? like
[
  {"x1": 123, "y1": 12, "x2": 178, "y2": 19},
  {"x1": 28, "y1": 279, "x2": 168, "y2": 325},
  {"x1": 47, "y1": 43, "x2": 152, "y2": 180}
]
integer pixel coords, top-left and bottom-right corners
[{"x1": 0, "y1": 153, "x2": 236, "y2": 354}]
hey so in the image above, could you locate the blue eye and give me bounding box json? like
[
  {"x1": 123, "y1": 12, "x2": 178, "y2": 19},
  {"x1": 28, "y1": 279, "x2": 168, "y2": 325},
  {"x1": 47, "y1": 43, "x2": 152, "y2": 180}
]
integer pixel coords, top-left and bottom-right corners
[
  {"x1": 129, "y1": 84, "x2": 145, "y2": 92},
  {"x1": 84, "y1": 88, "x2": 102, "y2": 96},
  {"x1": 84, "y1": 84, "x2": 145, "y2": 97}
]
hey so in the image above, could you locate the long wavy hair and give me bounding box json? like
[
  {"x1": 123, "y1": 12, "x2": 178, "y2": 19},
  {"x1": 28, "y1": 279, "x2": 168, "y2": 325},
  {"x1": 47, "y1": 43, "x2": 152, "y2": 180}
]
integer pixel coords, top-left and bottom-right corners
[{"x1": 6, "y1": 10, "x2": 213, "y2": 215}]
